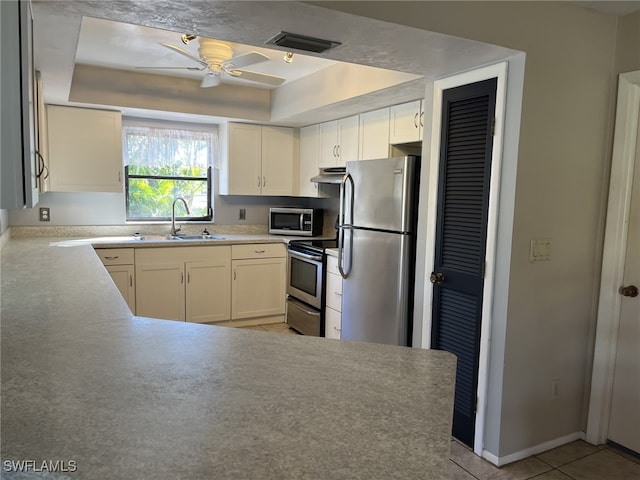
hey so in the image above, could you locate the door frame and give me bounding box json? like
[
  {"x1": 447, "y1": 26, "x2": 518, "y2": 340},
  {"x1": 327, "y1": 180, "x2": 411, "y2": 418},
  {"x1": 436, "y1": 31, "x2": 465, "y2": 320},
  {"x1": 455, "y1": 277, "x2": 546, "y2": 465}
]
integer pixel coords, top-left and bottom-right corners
[
  {"x1": 587, "y1": 70, "x2": 640, "y2": 445},
  {"x1": 421, "y1": 62, "x2": 508, "y2": 455}
]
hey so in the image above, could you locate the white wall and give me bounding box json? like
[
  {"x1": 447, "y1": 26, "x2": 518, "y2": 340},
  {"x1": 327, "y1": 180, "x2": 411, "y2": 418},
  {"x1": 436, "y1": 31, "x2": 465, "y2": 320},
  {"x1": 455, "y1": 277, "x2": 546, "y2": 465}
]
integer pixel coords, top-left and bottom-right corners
[{"x1": 316, "y1": 0, "x2": 620, "y2": 459}]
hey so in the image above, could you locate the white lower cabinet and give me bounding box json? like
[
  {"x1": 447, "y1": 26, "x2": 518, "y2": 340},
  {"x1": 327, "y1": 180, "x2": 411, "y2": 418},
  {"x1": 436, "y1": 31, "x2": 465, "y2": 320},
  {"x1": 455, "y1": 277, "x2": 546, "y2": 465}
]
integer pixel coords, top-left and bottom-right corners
[
  {"x1": 231, "y1": 244, "x2": 286, "y2": 321},
  {"x1": 324, "y1": 254, "x2": 342, "y2": 339},
  {"x1": 135, "y1": 246, "x2": 231, "y2": 323},
  {"x1": 95, "y1": 248, "x2": 136, "y2": 313}
]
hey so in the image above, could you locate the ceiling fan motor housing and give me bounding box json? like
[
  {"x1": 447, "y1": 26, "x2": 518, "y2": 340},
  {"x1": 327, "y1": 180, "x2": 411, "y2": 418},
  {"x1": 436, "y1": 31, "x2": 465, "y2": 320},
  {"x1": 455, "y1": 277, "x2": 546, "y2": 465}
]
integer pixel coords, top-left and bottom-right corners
[{"x1": 199, "y1": 39, "x2": 233, "y2": 72}]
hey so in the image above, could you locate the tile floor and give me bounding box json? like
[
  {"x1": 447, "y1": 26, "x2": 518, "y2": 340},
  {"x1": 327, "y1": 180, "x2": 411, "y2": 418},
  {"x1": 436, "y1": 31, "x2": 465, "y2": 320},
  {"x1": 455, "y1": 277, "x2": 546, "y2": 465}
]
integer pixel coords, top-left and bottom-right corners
[
  {"x1": 450, "y1": 439, "x2": 640, "y2": 480},
  {"x1": 244, "y1": 323, "x2": 640, "y2": 480}
]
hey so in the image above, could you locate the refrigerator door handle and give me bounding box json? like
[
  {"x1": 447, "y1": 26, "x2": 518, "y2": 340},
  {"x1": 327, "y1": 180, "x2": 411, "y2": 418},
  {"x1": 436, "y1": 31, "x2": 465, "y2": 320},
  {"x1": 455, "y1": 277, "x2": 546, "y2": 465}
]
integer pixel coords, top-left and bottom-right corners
[{"x1": 338, "y1": 172, "x2": 354, "y2": 278}]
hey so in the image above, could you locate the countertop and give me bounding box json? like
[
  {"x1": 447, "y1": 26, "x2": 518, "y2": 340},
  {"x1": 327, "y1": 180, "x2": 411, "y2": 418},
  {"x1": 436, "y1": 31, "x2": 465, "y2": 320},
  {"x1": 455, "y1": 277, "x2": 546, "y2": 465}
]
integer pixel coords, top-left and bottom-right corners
[{"x1": 0, "y1": 237, "x2": 456, "y2": 479}]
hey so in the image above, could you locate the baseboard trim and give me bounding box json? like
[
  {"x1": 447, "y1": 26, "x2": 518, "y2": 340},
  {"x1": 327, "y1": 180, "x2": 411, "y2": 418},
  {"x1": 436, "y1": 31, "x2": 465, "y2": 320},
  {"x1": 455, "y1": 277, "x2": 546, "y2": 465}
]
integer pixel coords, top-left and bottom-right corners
[{"x1": 482, "y1": 431, "x2": 586, "y2": 466}]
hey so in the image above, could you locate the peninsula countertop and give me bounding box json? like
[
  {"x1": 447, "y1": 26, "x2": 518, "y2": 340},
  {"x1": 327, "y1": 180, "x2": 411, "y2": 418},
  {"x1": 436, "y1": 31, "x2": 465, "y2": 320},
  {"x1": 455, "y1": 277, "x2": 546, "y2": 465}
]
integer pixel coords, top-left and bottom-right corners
[{"x1": 0, "y1": 237, "x2": 456, "y2": 479}]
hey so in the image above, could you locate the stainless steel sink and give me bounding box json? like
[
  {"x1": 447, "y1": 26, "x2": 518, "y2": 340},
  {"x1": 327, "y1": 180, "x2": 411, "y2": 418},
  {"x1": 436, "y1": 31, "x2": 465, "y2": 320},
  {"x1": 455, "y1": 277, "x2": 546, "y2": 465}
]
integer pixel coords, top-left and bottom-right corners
[{"x1": 166, "y1": 234, "x2": 225, "y2": 240}]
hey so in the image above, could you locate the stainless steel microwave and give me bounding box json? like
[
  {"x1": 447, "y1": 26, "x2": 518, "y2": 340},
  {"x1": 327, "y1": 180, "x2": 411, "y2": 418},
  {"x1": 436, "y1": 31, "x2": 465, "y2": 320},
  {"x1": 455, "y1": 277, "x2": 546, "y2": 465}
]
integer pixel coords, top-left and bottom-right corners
[{"x1": 269, "y1": 208, "x2": 323, "y2": 236}]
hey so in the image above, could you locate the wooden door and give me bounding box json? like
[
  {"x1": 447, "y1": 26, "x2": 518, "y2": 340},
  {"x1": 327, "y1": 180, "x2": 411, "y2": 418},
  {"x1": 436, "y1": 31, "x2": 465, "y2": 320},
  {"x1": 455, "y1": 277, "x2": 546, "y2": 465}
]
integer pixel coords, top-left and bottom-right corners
[
  {"x1": 261, "y1": 126, "x2": 294, "y2": 196},
  {"x1": 185, "y1": 259, "x2": 231, "y2": 324},
  {"x1": 135, "y1": 262, "x2": 185, "y2": 321},
  {"x1": 226, "y1": 123, "x2": 261, "y2": 195},
  {"x1": 231, "y1": 257, "x2": 286, "y2": 319},
  {"x1": 431, "y1": 78, "x2": 497, "y2": 448},
  {"x1": 105, "y1": 264, "x2": 136, "y2": 313}
]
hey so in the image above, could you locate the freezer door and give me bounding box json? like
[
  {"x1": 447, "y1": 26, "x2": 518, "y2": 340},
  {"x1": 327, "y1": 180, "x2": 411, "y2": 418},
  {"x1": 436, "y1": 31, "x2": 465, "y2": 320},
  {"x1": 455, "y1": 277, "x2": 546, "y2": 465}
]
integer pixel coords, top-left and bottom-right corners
[
  {"x1": 340, "y1": 227, "x2": 413, "y2": 346},
  {"x1": 345, "y1": 156, "x2": 417, "y2": 233}
]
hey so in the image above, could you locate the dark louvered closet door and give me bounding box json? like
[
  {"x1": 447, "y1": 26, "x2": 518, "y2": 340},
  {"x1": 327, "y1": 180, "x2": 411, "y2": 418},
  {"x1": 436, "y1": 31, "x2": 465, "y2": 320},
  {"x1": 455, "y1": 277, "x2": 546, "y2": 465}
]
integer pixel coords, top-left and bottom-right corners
[{"x1": 431, "y1": 77, "x2": 497, "y2": 449}]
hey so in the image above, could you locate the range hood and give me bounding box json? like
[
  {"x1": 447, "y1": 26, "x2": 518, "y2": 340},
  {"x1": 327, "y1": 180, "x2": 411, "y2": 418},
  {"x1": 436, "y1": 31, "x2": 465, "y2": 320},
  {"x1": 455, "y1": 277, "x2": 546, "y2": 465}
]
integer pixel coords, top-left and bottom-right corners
[{"x1": 310, "y1": 167, "x2": 346, "y2": 184}]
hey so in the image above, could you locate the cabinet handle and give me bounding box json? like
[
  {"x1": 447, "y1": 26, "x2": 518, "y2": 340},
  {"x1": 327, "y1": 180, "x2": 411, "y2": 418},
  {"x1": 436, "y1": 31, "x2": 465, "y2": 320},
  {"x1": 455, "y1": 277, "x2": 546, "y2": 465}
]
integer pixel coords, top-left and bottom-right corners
[
  {"x1": 335, "y1": 291, "x2": 342, "y2": 296},
  {"x1": 187, "y1": 272, "x2": 190, "y2": 284},
  {"x1": 263, "y1": 176, "x2": 266, "y2": 188},
  {"x1": 104, "y1": 256, "x2": 119, "y2": 260},
  {"x1": 414, "y1": 112, "x2": 419, "y2": 128},
  {"x1": 254, "y1": 249, "x2": 266, "y2": 254},
  {"x1": 258, "y1": 176, "x2": 261, "y2": 187},
  {"x1": 129, "y1": 274, "x2": 133, "y2": 287},
  {"x1": 233, "y1": 270, "x2": 236, "y2": 280},
  {"x1": 333, "y1": 145, "x2": 337, "y2": 157},
  {"x1": 118, "y1": 170, "x2": 122, "y2": 183},
  {"x1": 181, "y1": 272, "x2": 184, "y2": 284},
  {"x1": 336, "y1": 145, "x2": 340, "y2": 158},
  {"x1": 420, "y1": 111, "x2": 424, "y2": 128}
]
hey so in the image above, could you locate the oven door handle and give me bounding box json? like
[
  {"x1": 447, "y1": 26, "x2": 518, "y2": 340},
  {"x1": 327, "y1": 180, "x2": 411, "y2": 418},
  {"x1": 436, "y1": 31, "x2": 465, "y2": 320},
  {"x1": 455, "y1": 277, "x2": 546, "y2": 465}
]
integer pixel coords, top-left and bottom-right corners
[{"x1": 288, "y1": 250, "x2": 323, "y2": 262}]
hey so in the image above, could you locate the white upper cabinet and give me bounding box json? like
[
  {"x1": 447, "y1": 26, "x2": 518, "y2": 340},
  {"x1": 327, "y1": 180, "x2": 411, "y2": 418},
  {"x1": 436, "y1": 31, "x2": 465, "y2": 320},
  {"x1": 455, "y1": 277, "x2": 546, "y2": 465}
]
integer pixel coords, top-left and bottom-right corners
[
  {"x1": 219, "y1": 123, "x2": 295, "y2": 196},
  {"x1": 389, "y1": 100, "x2": 424, "y2": 144},
  {"x1": 220, "y1": 123, "x2": 262, "y2": 195},
  {"x1": 318, "y1": 115, "x2": 359, "y2": 168},
  {"x1": 261, "y1": 126, "x2": 295, "y2": 196},
  {"x1": 359, "y1": 108, "x2": 390, "y2": 161},
  {"x1": 47, "y1": 105, "x2": 123, "y2": 192},
  {"x1": 298, "y1": 124, "x2": 321, "y2": 197}
]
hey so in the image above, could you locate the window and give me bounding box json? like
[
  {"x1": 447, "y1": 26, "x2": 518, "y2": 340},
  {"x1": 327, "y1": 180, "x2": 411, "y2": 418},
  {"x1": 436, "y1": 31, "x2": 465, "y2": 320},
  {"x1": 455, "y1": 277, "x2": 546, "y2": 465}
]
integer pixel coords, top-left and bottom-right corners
[{"x1": 123, "y1": 124, "x2": 215, "y2": 222}]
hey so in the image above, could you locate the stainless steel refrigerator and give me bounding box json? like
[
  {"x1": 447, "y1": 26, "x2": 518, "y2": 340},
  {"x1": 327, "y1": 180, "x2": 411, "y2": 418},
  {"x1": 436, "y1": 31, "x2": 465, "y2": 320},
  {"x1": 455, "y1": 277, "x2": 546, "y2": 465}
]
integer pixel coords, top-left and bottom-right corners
[{"x1": 337, "y1": 156, "x2": 419, "y2": 346}]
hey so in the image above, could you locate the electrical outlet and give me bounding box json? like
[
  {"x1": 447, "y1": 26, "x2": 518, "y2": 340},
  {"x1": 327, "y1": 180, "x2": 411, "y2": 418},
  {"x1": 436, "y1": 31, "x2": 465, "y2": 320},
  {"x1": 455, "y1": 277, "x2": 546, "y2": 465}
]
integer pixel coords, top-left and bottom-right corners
[
  {"x1": 39, "y1": 207, "x2": 50, "y2": 222},
  {"x1": 239, "y1": 208, "x2": 246, "y2": 221},
  {"x1": 551, "y1": 378, "x2": 560, "y2": 400}
]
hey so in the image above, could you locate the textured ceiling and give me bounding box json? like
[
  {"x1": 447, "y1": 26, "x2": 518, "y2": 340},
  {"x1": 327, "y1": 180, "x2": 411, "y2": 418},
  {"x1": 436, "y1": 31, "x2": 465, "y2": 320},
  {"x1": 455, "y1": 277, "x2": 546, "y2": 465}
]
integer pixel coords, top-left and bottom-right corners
[{"x1": 32, "y1": 1, "x2": 519, "y2": 126}]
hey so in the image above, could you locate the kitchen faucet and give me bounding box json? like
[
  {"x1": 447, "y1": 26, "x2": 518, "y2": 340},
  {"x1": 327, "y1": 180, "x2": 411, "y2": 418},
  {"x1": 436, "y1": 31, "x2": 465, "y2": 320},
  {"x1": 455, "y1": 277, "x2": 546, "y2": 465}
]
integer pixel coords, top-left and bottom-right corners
[{"x1": 171, "y1": 197, "x2": 190, "y2": 236}]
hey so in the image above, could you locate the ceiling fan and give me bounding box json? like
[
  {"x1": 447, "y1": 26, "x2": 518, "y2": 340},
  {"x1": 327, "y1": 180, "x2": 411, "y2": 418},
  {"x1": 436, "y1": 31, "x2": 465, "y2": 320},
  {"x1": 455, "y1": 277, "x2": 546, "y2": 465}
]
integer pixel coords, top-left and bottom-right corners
[{"x1": 138, "y1": 37, "x2": 286, "y2": 88}]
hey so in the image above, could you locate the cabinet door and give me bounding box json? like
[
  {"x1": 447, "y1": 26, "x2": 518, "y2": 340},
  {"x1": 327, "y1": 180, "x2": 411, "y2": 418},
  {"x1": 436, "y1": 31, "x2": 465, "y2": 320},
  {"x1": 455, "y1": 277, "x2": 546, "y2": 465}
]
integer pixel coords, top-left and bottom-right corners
[
  {"x1": 105, "y1": 264, "x2": 136, "y2": 313},
  {"x1": 318, "y1": 120, "x2": 339, "y2": 168},
  {"x1": 231, "y1": 257, "x2": 286, "y2": 319},
  {"x1": 47, "y1": 105, "x2": 123, "y2": 192},
  {"x1": 389, "y1": 100, "x2": 423, "y2": 144},
  {"x1": 135, "y1": 262, "x2": 185, "y2": 321},
  {"x1": 298, "y1": 125, "x2": 320, "y2": 197},
  {"x1": 261, "y1": 126, "x2": 294, "y2": 196},
  {"x1": 359, "y1": 108, "x2": 390, "y2": 161},
  {"x1": 324, "y1": 307, "x2": 342, "y2": 339},
  {"x1": 338, "y1": 115, "x2": 359, "y2": 166},
  {"x1": 224, "y1": 123, "x2": 262, "y2": 195},
  {"x1": 186, "y1": 260, "x2": 231, "y2": 323}
]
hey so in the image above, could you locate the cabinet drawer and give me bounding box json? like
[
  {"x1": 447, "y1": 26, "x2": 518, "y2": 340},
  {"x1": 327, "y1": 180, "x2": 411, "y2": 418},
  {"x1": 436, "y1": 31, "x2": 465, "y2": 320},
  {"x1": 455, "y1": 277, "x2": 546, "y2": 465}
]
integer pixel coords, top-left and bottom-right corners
[
  {"x1": 326, "y1": 254, "x2": 341, "y2": 276},
  {"x1": 232, "y1": 243, "x2": 285, "y2": 260},
  {"x1": 324, "y1": 306, "x2": 341, "y2": 339},
  {"x1": 326, "y1": 272, "x2": 343, "y2": 312},
  {"x1": 95, "y1": 248, "x2": 134, "y2": 265}
]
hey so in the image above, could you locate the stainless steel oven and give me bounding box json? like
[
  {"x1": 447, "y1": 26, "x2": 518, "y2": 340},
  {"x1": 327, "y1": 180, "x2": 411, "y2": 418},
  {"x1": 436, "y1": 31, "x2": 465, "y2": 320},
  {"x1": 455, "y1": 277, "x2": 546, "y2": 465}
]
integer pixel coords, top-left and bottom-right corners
[
  {"x1": 286, "y1": 239, "x2": 337, "y2": 336},
  {"x1": 287, "y1": 249, "x2": 323, "y2": 309}
]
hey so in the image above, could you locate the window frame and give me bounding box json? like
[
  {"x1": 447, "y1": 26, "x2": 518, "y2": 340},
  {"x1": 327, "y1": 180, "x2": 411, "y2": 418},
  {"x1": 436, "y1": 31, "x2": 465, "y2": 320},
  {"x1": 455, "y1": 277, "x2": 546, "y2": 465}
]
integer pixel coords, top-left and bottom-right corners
[
  {"x1": 122, "y1": 122, "x2": 215, "y2": 223},
  {"x1": 124, "y1": 165, "x2": 213, "y2": 222}
]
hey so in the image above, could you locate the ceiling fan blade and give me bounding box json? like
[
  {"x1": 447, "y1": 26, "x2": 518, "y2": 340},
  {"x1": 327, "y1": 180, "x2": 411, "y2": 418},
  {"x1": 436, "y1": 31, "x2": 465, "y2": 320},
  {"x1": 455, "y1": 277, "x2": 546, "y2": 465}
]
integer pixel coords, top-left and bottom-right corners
[
  {"x1": 201, "y1": 74, "x2": 222, "y2": 88},
  {"x1": 161, "y1": 42, "x2": 207, "y2": 67},
  {"x1": 223, "y1": 51, "x2": 269, "y2": 70},
  {"x1": 230, "y1": 69, "x2": 286, "y2": 86},
  {"x1": 135, "y1": 66, "x2": 206, "y2": 71}
]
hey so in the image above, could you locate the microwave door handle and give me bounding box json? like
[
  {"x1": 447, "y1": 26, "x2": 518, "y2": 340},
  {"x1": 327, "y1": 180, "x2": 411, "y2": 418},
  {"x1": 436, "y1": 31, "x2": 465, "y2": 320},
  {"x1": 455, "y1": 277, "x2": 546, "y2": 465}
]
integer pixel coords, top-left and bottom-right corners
[{"x1": 300, "y1": 213, "x2": 305, "y2": 232}]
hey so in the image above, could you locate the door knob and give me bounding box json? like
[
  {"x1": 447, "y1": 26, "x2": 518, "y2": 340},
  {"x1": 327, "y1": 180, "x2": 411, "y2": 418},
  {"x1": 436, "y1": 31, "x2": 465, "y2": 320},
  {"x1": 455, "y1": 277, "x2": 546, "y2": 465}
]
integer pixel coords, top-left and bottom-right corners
[
  {"x1": 430, "y1": 272, "x2": 445, "y2": 285},
  {"x1": 620, "y1": 285, "x2": 639, "y2": 297}
]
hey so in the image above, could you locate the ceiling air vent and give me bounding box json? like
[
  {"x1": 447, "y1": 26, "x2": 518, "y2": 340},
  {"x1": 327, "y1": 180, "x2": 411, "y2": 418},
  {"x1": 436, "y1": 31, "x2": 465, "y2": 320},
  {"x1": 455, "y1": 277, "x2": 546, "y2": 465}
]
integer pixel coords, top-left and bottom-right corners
[{"x1": 266, "y1": 31, "x2": 341, "y2": 53}]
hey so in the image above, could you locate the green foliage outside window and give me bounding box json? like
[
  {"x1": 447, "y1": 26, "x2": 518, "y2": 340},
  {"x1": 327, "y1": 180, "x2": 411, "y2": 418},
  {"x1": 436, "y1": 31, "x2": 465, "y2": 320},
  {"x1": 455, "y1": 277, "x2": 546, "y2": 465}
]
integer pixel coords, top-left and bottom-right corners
[{"x1": 124, "y1": 126, "x2": 214, "y2": 221}]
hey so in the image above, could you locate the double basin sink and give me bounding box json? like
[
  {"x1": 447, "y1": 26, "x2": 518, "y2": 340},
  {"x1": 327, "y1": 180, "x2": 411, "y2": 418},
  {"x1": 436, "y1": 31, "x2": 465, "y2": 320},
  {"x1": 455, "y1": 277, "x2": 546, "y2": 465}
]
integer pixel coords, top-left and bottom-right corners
[{"x1": 133, "y1": 233, "x2": 225, "y2": 242}]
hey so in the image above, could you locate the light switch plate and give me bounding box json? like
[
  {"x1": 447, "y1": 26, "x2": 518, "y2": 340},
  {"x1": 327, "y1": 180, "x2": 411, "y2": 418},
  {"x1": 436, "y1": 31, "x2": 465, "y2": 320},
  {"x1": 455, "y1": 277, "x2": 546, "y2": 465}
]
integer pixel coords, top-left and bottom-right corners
[{"x1": 530, "y1": 238, "x2": 551, "y2": 262}]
